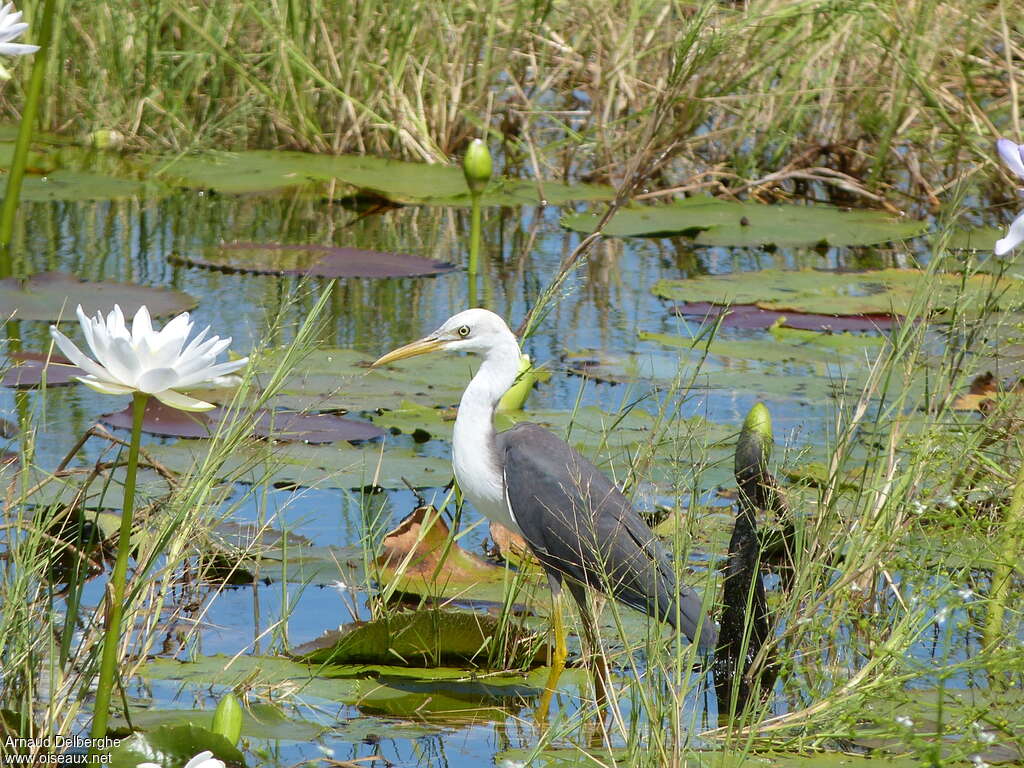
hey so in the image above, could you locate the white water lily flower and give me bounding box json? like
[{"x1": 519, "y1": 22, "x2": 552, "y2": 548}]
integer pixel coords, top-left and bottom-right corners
[
  {"x1": 0, "y1": 3, "x2": 37, "y2": 56},
  {"x1": 50, "y1": 305, "x2": 248, "y2": 412},
  {"x1": 137, "y1": 751, "x2": 225, "y2": 768},
  {"x1": 995, "y1": 138, "x2": 1024, "y2": 256}
]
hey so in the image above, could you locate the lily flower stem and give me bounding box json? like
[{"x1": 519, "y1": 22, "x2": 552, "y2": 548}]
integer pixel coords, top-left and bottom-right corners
[
  {"x1": 0, "y1": 0, "x2": 57, "y2": 257},
  {"x1": 89, "y1": 391, "x2": 149, "y2": 749},
  {"x1": 468, "y1": 192, "x2": 482, "y2": 307}
]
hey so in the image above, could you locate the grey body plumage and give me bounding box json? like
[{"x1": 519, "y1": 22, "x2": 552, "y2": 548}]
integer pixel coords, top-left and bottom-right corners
[{"x1": 500, "y1": 422, "x2": 717, "y2": 650}]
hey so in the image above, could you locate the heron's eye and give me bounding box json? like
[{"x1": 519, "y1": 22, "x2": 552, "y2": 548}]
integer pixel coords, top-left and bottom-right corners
[{"x1": 457, "y1": 325, "x2": 471, "y2": 338}]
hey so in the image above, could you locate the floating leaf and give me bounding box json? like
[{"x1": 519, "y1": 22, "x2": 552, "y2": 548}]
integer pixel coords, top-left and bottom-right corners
[
  {"x1": 0, "y1": 271, "x2": 196, "y2": 322},
  {"x1": 652, "y1": 268, "x2": 1019, "y2": 318},
  {"x1": 1, "y1": 351, "x2": 83, "y2": 387},
  {"x1": 110, "y1": 703, "x2": 326, "y2": 743},
  {"x1": 101, "y1": 399, "x2": 384, "y2": 443},
  {"x1": 257, "y1": 347, "x2": 476, "y2": 414},
  {"x1": 376, "y1": 505, "x2": 500, "y2": 585},
  {"x1": 669, "y1": 302, "x2": 900, "y2": 331},
  {"x1": 105, "y1": 724, "x2": 245, "y2": 768},
  {"x1": 563, "y1": 198, "x2": 927, "y2": 246},
  {"x1": 291, "y1": 608, "x2": 545, "y2": 668},
  {"x1": 155, "y1": 150, "x2": 615, "y2": 206},
  {"x1": 146, "y1": 439, "x2": 451, "y2": 490},
  {"x1": 639, "y1": 324, "x2": 883, "y2": 366},
  {"x1": 138, "y1": 654, "x2": 569, "y2": 721},
  {"x1": 173, "y1": 242, "x2": 456, "y2": 279},
  {"x1": 13, "y1": 170, "x2": 147, "y2": 202},
  {"x1": 940, "y1": 226, "x2": 1003, "y2": 251}
]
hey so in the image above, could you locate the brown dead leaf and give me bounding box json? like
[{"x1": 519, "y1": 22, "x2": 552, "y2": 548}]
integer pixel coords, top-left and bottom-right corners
[
  {"x1": 377, "y1": 506, "x2": 500, "y2": 583},
  {"x1": 488, "y1": 521, "x2": 534, "y2": 563}
]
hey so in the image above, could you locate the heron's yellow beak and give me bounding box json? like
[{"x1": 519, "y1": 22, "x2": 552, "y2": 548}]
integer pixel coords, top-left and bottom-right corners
[{"x1": 372, "y1": 336, "x2": 446, "y2": 367}]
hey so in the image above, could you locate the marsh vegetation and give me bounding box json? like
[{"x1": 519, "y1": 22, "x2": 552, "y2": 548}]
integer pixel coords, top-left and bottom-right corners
[{"x1": 0, "y1": 1, "x2": 1021, "y2": 766}]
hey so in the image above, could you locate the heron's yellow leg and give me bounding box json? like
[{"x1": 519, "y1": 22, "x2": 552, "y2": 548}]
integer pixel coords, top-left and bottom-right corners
[{"x1": 536, "y1": 590, "x2": 568, "y2": 721}]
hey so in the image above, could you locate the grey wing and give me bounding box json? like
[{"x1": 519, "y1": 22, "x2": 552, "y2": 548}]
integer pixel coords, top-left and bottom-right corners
[{"x1": 498, "y1": 422, "x2": 718, "y2": 650}]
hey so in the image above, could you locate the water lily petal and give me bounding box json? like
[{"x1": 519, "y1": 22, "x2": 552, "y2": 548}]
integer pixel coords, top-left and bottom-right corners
[
  {"x1": 183, "y1": 752, "x2": 225, "y2": 768},
  {"x1": 136, "y1": 367, "x2": 180, "y2": 393},
  {"x1": 0, "y1": 42, "x2": 38, "y2": 55},
  {"x1": 105, "y1": 336, "x2": 142, "y2": 385},
  {"x1": 48, "y1": 326, "x2": 112, "y2": 381},
  {"x1": 77, "y1": 376, "x2": 135, "y2": 396},
  {"x1": 995, "y1": 211, "x2": 1024, "y2": 256},
  {"x1": 997, "y1": 138, "x2": 1024, "y2": 181},
  {"x1": 174, "y1": 357, "x2": 249, "y2": 388},
  {"x1": 106, "y1": 305, "x2": 129, "y2": 342},
  {"x1": 131, "y1": 305, "x2": 153, "y2": 350},
  {"x1": 153, "y1": 388, "x2": 216, "y2": 412}
]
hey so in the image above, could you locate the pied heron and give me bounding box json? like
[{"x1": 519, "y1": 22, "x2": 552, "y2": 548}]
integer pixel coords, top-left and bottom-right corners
[{"x1": 373, "y1": 309, "x2": 717, "y2": 703}]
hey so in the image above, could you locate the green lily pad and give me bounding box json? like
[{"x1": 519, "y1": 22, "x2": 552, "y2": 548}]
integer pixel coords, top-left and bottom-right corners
[
  {"x1": 11, "y1": 169, "x2": 147, "y2": 202},
  {"x1": 105, "y1": 724, "x2": 245, "y2": 768},
  {"x1": 639, "y1": 322, "x2": 883, "y2": 366},
  {"x1": 110, "y1": 703, "x2": 325, "y2": 743},
  {"x1": 138, "y1": 654, "x2": 570, "y2": 723},
  {"x1": 291, "y1": 608, "x2": 545, "y2": 668},
  {"x1": 0, "y1": 271, "x2": 196, "y2": 322},
  {"x1": 261, "y1": 347, "x2": 476, "y2": 413},
  {"x1": 0, "y1": 465, "x2": 174, "y2": 512},
  {"x1": 172, "y1": 242, "x2": 456, "y2": 278},
  {"x1": 563, "y1": 198, "x2": 927, "y2": 247},
  {"x1": 154, "y1": 150, "x2": 615, "y2": 206},
  {"x1": 145, "y1": 439, "x2": 452, "y2": 490},
  {"x1": 941, "y1": 226, "x2": 1004, "y2": 251},
  {"x1": 651, "y1": 268, "x2": 1020, "y2": 318}
]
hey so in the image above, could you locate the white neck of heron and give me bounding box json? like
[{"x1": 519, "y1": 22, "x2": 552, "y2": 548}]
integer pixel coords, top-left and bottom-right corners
[
  {"x1": 452, "y1": 333, "x2": 523, "y2": 533},
  {"x1": 457, "y1": 335, "x2": 522, "y2": 425}
]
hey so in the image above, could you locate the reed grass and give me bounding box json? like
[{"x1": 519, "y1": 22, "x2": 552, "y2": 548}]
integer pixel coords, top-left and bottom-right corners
[{"x1": 1, "y1": 0, "x2": 1018, "y2": 210}]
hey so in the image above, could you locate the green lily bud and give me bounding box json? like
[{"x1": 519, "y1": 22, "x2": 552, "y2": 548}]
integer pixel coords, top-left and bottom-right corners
[
  {"x1": 211, "y1": 692, "x2": 243, "y2": 746},
  {"x1": 497, "y1": 354, "x2": 536, "y2": 412},
  {"x1": 734, "y1": 401, "x2": 773, "y2": 489},
  {"x1": 463, "y1": 138, "x2": 492, "y2": 195}
]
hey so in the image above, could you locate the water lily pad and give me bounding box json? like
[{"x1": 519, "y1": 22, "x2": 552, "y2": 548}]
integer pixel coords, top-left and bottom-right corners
[
  {"x1": 110, "y1": 702, "x2": 325, "y2": 743},
  {"x1": 0, "y1": 464, "x2": 174, "y2": 512},
  {"x1": 292, "y1": 608, "x2": 545, "y2": 668},
  {"x1": 105, "y1": 724, "x2": 245, "y2": 768},
  {"x1": 639, "y1": 323, "x2": 883, "y2": 366},
  {"x1": 941, "y1": 226, "x2": 1004, "y2": 251},
  {"x1": 173, "y1": 242, "x2": 456, "y2": 279},
  {"x1": 13, "y1": 169, "x2": 146, "y2": 202},
  {"x1": 138, "y1": 654, "x2": 564, "y2": 717},
  {"x1": 1, "y1": 351, "x2": 83, "y2": 387},
  {"x1": 146, "y1": 439, "x2": 451, "y2": 490},
  {"x1": 652, "y1": 268, "x2": 1020, "y2": 318},
  {"x1": 101, "y1": 399, "x2": 384, "y2": 443},
  {"x1": 563, "y1": 198, "x2": 927, "y2": 247},
  {"x1": 0, "y1": 271, "x2": 196, "y2": 322},
  {"x1": 263, "y1": 347, "x2": 477, "y2": 413},
  {"x1": 155, "y1": 150, "x2": 615, "y2": 206},
  {"x1": 376, "y1": 505, "x2": 500, "y2": 584},
  {"x1": 670, "y1": 302, "x2": 900, "y2": 331}
]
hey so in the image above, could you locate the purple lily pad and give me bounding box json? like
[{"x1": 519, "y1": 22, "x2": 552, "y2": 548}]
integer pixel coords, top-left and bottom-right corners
[
  {"x1": 1, "y1": 351, "x2": 85, "y2": 388},
  {"x1": 101, "y1": 400, "x2": 385, "y2": 444},
  {"x1": 0, "y1": 271, "x2": 197, "y2": 322},
  {"x1": 172, "y1": 242, "x2": 456, "y2": 278},
  {"x1": 669, "y1": 302, "x2": 900, "y2": 331}
]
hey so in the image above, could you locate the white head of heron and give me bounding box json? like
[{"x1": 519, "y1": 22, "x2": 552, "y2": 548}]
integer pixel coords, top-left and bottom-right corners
[{"x1": 372, "y1": 308, "x2": 518, "y2": 366}]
